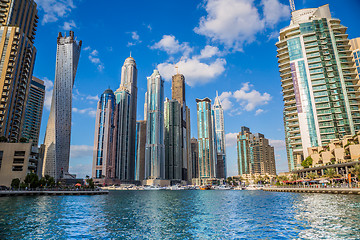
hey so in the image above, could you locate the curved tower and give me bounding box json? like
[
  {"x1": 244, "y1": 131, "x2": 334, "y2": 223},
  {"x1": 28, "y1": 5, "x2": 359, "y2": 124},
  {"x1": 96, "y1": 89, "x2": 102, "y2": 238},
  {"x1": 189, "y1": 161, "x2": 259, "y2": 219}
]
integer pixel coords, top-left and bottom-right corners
[
  {"x1": 42, "y1": 31, "x2": 81, "y2": 179},
  {"x1": 213, "y1": 91, "x2": 226, "y2": 179}
]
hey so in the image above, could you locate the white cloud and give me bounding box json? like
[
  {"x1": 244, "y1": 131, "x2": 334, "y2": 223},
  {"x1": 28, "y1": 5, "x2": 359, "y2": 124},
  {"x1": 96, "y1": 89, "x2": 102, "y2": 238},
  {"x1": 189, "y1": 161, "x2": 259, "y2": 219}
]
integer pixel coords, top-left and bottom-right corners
[
  {"x1": 70, "y1": 145, "x2": 93, "y2": 158},
  {"x1": 90, "y1": 50, "x2": 98, "y2": 56},
  {"x1": 127, "y1": 31, "x2": 142, "y2": 47},
  {"x1": 89, "y1": 55, "x2": 100, "y2": 64},
  {"x1": 269, "y1": 139, "x2": 286, "y2": 151},
  {"x1": 197, "y1": 45, "x2": 220, "y2": 59},
  {"x1": 151, "y1": 35, "x2": 193, "y2": 56},
  {"x1": 69, "y1": 163, "x2": 92, "y2": 179},
  {"x1": 226, "y1": 132, "x2": 238, "y2": 147},
  {"x1": 84, "y1": 48, "x2": 104, "y2": 71},
  {"x1": 86, "y1": 95, "x2": 99, "y2": 101},
  {"x1": 261, "y1": 0, "x2": 290, "y2": 26},
  {"x1": 83, "y1": 46, "x2": 91, "y2": 51},
  {"x1": 219, "y1": 82, "x2": 272, "y2": 114},
  {"x1": 43, "y1": 77, "x2": 54, "y2": 110},
  {"x1": 73, "y1": 107, "x2": 97, "y2": 117},
  {"x1": 62, "y1": 20, "x2": 76, "y2": 30},
  {"x1": 157, "y1": 57, "x2": 226, "y2": 86},
  {"x1": 194, "y1": 0, "x2": 290, "y2": 51},
  {"x1": 35, "y1": 0, "x2": 76, "y2": 24},
  {"x1": 233, "y1": 82, "x2": 272, "y2": 111},
  {"x1": 255, "y1": 109, "x2": 264, "y2": 115},
  {"x1": 131, "y1": 31, "x2": 140, "y2": 41}
]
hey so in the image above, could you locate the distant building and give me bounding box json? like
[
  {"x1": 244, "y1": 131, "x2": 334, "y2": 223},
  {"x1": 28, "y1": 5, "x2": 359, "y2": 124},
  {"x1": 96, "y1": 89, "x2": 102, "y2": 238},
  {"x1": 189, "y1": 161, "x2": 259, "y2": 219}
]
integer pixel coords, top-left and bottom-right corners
[
  {"x1": 112, "y1": 56, "x2": 138, "y2": 181},
  {"x1": 145, "y1": 70, "x2": 165, "y2": 180},
  {"x1": 190, "y1": 138, "x2": 199, "y2": 179},
  {"x1": 135, "y1": 120, "x2": 146, "y2": 181},
  {"x1": 42, "y1": 31, "x2": 81, "y2": 180},
  {"x1": 21, "y1": 77, "x2": 45, "y2": 145},
  {"x1": 213, "y1": 92, "x2": 226, "y2": 179},
  {"x1": 92, "y1": 89, "x2": 115, "y2": 182},
  {"x1": 0, "y1": 141, "x2": 42, "y2": 187},
  {"x1": 237, "y1": 127, "x2": 276, "y2": 176},
  {"x1": 196, "y1": 98, "x2": 217, "y2": 184},
  {"x1": 350, "y1": 38, "x2": 360, "y2": 78},
  {"x1": 0, "y1": 0, "x2": 38, "y2": 142},
  {"x1": 277, "y1": 4, "x2": 360, "y2": 171},
  {"x1": 164, "y1": 98, "x2": 182, "y2": 180}
]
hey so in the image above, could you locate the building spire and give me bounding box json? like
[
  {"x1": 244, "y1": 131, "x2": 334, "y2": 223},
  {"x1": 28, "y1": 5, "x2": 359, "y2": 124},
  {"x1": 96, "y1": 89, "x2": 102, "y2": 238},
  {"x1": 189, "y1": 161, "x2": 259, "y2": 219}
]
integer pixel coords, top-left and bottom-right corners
[
  {"x1": 130, "y1": 51, "x2": 132, "y2": 57},
  {"x1": 175, "y1": 65, "x2": 179, "y2": 74}
]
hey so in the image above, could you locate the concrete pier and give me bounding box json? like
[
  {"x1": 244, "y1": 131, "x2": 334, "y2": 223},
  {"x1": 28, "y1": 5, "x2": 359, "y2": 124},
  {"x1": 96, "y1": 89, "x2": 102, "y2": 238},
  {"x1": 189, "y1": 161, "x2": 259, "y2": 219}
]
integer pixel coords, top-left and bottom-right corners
[
  {"x1": 263, "y1": 187, "x2": 360, "y2": 195},
  {"x1": 0, "y1": 190, "x2": 109, "y2": 197}
]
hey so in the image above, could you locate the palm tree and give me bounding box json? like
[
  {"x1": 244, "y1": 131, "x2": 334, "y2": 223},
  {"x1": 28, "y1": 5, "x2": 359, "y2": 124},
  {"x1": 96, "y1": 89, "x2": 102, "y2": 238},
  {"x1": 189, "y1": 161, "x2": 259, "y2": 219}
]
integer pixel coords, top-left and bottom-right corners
[
  {"x1": 307, "y1": 172, "x2": 318, "y2": 180},
  {"x1": 350, "y1": 164, "x2": 360, "y2": 182},
  {"x1": 325, "y1": 168, "x2": 340, "y2": 185}
]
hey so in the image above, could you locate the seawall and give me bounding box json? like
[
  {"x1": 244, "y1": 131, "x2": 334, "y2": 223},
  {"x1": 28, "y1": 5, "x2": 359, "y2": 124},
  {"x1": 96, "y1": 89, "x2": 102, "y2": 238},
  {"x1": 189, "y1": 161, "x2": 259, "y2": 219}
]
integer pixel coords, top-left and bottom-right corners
[{"x1": 263, "y1": 187, "x2": 360, "y2": 195}]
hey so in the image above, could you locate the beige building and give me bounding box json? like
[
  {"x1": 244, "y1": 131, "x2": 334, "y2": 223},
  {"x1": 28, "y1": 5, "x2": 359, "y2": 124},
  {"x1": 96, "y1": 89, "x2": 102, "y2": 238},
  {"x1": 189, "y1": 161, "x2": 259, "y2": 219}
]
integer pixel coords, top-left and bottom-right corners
[
  {"x1": 0, "y1": 141, "x2": 42, "y2": 187},
  {"x1": 350, "y1": 37, "x2": 360, "y2": 79},
  {"x1": 0, "y1": 0, "x2": 38, "y2": 142}
]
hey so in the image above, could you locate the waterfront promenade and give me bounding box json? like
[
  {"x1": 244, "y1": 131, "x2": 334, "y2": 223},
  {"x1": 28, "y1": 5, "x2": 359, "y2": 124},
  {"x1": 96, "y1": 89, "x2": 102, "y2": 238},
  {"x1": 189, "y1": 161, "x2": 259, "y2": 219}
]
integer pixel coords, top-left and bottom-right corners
[
  {"x1": 0, "y1": 189, "x2": 109, "y2": 197},
  {"x1": 263, "y1": 186, "x2": 360, "y2": 194}
]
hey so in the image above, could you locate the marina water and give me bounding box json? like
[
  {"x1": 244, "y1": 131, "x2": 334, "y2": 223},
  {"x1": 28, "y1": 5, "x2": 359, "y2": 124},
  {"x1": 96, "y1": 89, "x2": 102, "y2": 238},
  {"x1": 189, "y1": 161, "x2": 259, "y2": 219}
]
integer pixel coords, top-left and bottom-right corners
[{"x1": 1, "y1": 191, "x2": 360, "y2": 239}]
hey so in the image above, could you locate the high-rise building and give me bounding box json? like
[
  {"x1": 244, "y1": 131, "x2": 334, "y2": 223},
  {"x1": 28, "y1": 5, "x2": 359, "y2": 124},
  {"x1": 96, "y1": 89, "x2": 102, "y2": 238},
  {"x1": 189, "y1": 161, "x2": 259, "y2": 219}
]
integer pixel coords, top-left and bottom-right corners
[
  {"x1": 0, "y1": 0, "x2": 38, "y2": 142},
  {"x1": 21, "y1": 77, "x2": 45, "y2": 145},
  {"x1": 112, "y1": 56, "x2": 138, "y2": 181},
  {"x1": 42, "y1": 31, "x2": 81, "y2": 180},
  {"x1": 237, "y1": 127, "x2": 276, "y2": 176},
  {"x1": 213, "y1": 91, "x2": 226, "y2": 179},
  {"x1": 145, "y1": 70, "x2": 165, "y2": 179},
  {"x1": 350, "y1": 38, "x2": 360, "y2": 78},
  {"x1": 190, "y1": 138, "x2": 199, "y2": 179},
  {"x1": 196, "y1": 98, "x2": 217, "y2": 184},
  {"x1": 171, "y1": 73, "x2": 192, "y2": 182},
  {"x1": 276, "y1": 4, "x2": 360, "y2": 171},
  {"x1": 135, "y1": 120, "x2": 146, "y2": 181},
  {"x1": 164, "y1": 98, "x2": 182, "y2": 180},
  {"x1": 92, "y1": 89, "x2": 115, "y2": 181}
]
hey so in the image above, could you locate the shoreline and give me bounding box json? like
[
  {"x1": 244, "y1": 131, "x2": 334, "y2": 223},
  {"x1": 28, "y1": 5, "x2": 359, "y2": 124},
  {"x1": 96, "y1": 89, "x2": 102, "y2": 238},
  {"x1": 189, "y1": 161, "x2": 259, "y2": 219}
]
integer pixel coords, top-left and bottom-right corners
[
  {"x1": 0, "y1": 190, "x2": 109, "y2": 197},
  {"x1": 263, "y1": 187, "x2": 360, "y2": 195}
]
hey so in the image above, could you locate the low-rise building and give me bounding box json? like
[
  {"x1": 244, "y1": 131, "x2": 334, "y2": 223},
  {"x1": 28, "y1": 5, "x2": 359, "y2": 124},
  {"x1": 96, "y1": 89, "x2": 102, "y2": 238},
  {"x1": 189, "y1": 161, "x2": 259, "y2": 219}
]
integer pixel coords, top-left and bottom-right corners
[{"x1": 0, "y1": 141, "x2": 42, "y2": 187}]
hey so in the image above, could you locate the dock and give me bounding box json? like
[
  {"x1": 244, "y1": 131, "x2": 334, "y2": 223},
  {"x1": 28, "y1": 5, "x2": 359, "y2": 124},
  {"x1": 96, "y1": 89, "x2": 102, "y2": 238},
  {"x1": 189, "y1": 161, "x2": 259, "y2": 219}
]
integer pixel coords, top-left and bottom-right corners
[
  {"x1": 0, "y1": 190, "x2": 109, "y2": 197},
  {"x1": 263, "y1": 187, "x2": 360, "y2": 195}
]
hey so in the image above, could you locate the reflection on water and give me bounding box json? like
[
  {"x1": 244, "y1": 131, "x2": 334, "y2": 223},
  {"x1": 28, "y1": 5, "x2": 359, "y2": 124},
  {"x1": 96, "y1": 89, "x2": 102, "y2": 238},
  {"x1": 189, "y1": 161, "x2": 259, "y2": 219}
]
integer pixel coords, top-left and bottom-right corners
[{"x1": 0, "y1": 191, "x2": 359, "y2": 239}]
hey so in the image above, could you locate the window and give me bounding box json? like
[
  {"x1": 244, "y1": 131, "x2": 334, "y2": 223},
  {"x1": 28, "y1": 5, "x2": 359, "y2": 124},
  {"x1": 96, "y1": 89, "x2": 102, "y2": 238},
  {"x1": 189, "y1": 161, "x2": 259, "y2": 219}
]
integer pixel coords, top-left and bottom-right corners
[
  {"x1": 13, "y1": 158, "x2": 24, "y2": 164},
  {"x1": 0, "y1": 151, "x2": 3, "y2": 169},
  {"x1": 12, "y1": 166, "x2": 23, "y2": 171},
  {"x1": 14, "y1": 151, "x2": 25, "y2": 156}
]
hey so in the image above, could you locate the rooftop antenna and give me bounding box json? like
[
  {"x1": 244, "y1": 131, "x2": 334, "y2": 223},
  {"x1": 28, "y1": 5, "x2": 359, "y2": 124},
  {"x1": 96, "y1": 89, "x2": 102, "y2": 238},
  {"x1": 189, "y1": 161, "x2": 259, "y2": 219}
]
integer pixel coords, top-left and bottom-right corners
[
  {"x1": 216, "y1": 90, "x2": 219, "y2": 97},
  {"x1": 289, "y1": 0, "x2": 295, "y2": 12},
  {"x1": 175, "y1": 65, "x2": 179, "y2": 74},
  {"x1": 130, "y1": 51, "x2": 132, "y2": 57}
]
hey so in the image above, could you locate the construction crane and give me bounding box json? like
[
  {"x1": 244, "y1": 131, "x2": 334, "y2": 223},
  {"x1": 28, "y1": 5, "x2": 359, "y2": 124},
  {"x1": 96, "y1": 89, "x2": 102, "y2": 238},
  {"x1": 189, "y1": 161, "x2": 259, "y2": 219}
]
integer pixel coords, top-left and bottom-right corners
[{"x1": 289, "y1": 0, "x2": 295, "y2": 12}]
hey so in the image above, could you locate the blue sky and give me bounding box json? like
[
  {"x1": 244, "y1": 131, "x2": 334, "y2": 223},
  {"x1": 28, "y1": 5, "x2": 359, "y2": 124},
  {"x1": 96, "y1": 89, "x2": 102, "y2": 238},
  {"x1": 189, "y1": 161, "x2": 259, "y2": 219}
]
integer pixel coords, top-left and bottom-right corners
[{"x1": 33, "y1": 0, "x2": 360, "y2": 178}]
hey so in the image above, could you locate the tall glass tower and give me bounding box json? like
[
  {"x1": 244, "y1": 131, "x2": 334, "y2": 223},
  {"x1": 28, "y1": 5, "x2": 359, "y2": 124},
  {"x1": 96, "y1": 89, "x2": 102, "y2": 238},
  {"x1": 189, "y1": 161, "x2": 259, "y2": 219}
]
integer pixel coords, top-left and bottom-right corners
[
  {"x1": 276, "y1": 4, "x2": 360, "y2": 171},
  {"x1": 350, "y1": 38, "x2": 360, "y2": 79},
  {"x1": 196, "y1": 98, "x2": 217, "y2": 184},
  {"x1": 213, "y1": 91, "x2": 226, "y2": 179},
  {"x1": 42, "y1": 31, "x2": 81, "y2": 180},
  {"x1": 92, "y1": 89, "x2": 115, "y2": 181},
  {"x1": 145, "y1": 70, "x2": 165, "y2": 179},
  {"x1": 112, "y1": 56, "x2": 138, "y2": 181}
]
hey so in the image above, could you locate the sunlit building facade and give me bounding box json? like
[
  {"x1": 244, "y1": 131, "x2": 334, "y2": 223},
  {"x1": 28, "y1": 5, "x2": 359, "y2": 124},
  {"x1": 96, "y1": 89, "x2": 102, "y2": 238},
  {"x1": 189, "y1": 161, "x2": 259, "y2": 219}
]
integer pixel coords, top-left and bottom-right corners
[
  {"x1": 0, "y1": 0, "x2": 38, "y2": 142},
  {"x1": 213, "y1": 92, "x2": 226, "y2": 179},
  {"x1": 350, "y1": 38, "x2": 360, "y2": 78},
  {"x1": 145, "y1": 70, "x2": 165, "y2": 179},
  {"x1": 196, "y1": 98, "x2": 217, "y2": 184},
  {"x1": 42, "y1": 31, "x2": 81, "y2": 180},
  {"x1": 276, "y1": 4, "x2": 360, "y2": 171},
  {"x1": 92, "y1": 89, "x2": 115, "y2": 180}
]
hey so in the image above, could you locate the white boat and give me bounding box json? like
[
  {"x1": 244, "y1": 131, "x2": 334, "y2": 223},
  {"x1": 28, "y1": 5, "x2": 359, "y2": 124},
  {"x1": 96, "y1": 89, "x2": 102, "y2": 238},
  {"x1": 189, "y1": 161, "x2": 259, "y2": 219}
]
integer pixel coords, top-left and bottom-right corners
[
  {"x1": 216, "y1": 185, "x2": 232, "y2": 190},
  {"x1": 143, "y1": 185, "x2": 162, "y2": 190},
  {"x1": 233, "y1": 186, "x2": 243, "y2": 190},
  {"x1": 245, "y1": 184, "x2": 263, "y2": 190}
]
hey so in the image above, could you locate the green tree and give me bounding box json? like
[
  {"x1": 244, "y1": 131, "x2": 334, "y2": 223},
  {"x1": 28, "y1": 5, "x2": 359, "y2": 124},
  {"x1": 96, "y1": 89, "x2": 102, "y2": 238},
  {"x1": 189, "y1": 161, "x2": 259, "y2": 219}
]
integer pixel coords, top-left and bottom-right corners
[
  {"x1": 0, "y1": 136, "x2": 7, "y2": 142},
  {"x1": 307, "y1": 172, "x2": 318, "y2": 180},
  {"x1": 325, "y1": 168, "x2": 340, "y2": 184},
  {"x1": 86, "y1": 178, "x2": 95, "y2": 189},
  {"x1": 301, "y1": 156, "x2": 313, "y2": 168},
  {"x1": 24, "y1": 173, "x2": 39, "y2": 189},
  {"x1": 11, "y1": 178, "x2": 20, "y2": 189},
  {"x1": 350, "y1": 164, "x2": 360, "y2": 181}
]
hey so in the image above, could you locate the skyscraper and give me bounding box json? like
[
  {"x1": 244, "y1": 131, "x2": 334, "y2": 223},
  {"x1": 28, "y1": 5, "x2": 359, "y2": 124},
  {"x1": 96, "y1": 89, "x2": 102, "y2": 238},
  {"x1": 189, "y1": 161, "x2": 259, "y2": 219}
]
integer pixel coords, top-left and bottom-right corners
[
  {"x1": 92, "y1": 89, "x2": 115, "y2": 181},
  {"x1": 350, "y1": 38, "x2": 360, "y2": 78},
  {"x1": 164, "y1": 98, "x2": 182, "y2": 180},
  {"x1": 135, "y1": 120, "x2": 146, "y2": 181},
  {"x1": 42, "y1": 31, "x2": 81, "y2": 180},
  {"x1": 0, "y1": 0, "x2": 38, "y2": 142},
  {"x1": 237, "y1": 127, "x2": 276, "y2": 176},
  {"x1": 191, "y1": 138, "x2": 199, "y2": 179},
  {"x1": 145, "y1": 70, "x2": 165, "y2": 180},
  {"x1": 213, "y1": 91, "x2": 226, "y2": 179},
  {"x1": 276, "y1": 4, "x2": 360, "y2": 171},
  {"x1": 21, "y1": 77, "x2": 45, "y2": 145},
  {"x1": 171, "y1": 72, "x2": 191, "y2": 182},
  {"x1": 196, "y1": 98, "x2": 217, "y2": 184},
  {"x1": 112, "y1": 56, "x2": 138, "y2": 181}
]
